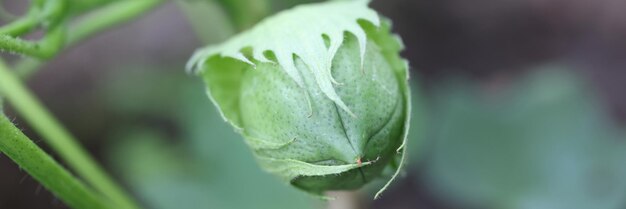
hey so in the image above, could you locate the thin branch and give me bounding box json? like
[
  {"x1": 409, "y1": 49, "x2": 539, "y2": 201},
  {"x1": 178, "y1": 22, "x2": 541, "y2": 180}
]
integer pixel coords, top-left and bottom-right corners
[{"x1": 0, "y1": 24, "x2": 66, "y2": 59}]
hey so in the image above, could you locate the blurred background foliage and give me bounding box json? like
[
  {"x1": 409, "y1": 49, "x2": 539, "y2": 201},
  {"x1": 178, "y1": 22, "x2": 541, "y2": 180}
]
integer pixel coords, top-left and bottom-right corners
[
  {"x1": 1, "y1": 0, "x2": 626, "y2": 208},
  {"x1": 422, "y1": 68, "x2": 626, "y2": 209}
]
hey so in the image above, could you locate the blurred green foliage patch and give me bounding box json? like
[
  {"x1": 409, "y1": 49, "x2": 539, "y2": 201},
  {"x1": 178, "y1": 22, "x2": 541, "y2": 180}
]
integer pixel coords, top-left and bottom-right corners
[{"x1": 422, "y1": 66, "x2": 626, "y2": 209}]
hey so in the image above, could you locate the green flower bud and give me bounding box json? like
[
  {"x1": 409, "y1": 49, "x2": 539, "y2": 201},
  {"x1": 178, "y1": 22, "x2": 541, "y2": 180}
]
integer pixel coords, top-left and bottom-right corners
[
  {"x1": 187, "y1": 0, "x2": 410, "y2": 198},
  {"x1": 239, "y1": 34, "x2": 404, "y2": 193}
]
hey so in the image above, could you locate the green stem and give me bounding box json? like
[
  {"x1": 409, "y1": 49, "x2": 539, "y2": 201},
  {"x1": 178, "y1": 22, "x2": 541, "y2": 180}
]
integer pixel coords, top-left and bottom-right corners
[
  {"x1": 0, "y1": 0, "x2": 66, "y2": 36},
  {"x1": 13, "y1": 0, "x2": 164, "y2": 78},
  {"x1": 40, "y1": 0, "x2": 67, "y2": 29},
  {"x1": 0, "y1": 115, "x2": 114, "y2": 209},
  {"x1": 0, "y1": 6, "x2": 40, "y2": 36},
  {"x1": 0, "y1": 25, "x2": 66, "y2": 59},
  {"x1": 66, "y1": 0, "x2": 116, "y2": 15},
  {"x1": 0, "y1": 0, "x2": 66, "y2": 58},
  {"x1": 0, "y1": 61, "x2": 140, "y2": 209},
  {"x1": 0, "y1": 0, "x2": 163, "y2": 59},
  {"x1": 0, "y1": 35, "x2": 40, "y2": 56},
  {"x1": 68, "y1": 0, "x2": 164, "y2": 44},
  {"x1": 0, "y1": 15, "x2": 39, "y2": 36}
]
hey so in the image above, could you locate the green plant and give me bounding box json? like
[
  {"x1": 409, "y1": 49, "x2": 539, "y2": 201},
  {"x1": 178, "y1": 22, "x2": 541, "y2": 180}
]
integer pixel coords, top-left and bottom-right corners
[
  {"x1": 0, "y1": 0, "x2": 410, "y2": 208},
  {"x1": 187, "y1": 0, "x2": 410, "y2": 198}
]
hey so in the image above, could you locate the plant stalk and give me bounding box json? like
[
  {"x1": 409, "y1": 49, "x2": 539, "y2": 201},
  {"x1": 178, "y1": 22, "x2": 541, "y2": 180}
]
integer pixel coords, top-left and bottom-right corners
[
  {"x1": 0, "y1": 115, "x2": 114, "y2": 209},
  {"x1": 0, "y1": 60, "x2": 140, "y2": 209}
]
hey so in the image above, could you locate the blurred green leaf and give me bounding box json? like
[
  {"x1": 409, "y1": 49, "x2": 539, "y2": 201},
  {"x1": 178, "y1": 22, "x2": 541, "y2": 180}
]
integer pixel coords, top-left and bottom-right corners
[{"x1": 423, "y1": 67, "x2": 626, "y2": 209}]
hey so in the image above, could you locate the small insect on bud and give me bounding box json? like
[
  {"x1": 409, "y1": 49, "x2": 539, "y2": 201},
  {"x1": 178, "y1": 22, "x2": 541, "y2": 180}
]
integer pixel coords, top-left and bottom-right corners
[{"x1": 187, "y1": 0, "x2": 411, "y2": 198}]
